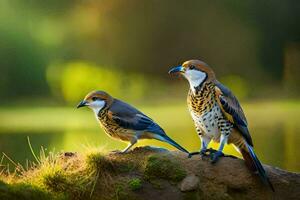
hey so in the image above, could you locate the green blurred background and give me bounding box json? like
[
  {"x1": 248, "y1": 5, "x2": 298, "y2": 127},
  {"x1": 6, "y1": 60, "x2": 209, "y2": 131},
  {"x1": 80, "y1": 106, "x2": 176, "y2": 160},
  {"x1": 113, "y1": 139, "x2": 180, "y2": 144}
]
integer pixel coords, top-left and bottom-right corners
[{"x1": 0, "y1": 0, "x2": 299, "y2": 172}]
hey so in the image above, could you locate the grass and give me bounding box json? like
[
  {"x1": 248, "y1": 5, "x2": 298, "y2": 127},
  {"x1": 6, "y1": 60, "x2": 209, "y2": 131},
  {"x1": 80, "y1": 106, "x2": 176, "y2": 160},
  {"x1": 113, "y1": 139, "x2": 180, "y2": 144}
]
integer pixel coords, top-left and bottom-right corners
[{"x1": 0, "y1": 147, "x2": 187, "y2": 200}]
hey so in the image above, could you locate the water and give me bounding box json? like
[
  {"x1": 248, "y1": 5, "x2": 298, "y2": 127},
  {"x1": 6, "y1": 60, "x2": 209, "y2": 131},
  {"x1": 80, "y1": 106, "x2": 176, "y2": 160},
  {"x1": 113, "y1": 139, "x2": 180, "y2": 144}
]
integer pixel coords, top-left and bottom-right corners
[
  {"x1": 0, "y1": 103, "x2": 299, "y2": 172},
  {"x1": 0, "y1": 121, "x2": 299, "y2": 172}
]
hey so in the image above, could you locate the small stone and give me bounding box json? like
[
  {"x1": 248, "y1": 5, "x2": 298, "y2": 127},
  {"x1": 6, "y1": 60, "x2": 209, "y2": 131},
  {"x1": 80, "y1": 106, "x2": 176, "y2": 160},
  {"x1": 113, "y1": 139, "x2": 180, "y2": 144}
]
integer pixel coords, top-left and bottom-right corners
[
  {"x1": 180, "y1": 174, "x2": 199, "y2": 192},
  {"x1": 64, "y1": 152, "x2": 76, "y2": 157}
]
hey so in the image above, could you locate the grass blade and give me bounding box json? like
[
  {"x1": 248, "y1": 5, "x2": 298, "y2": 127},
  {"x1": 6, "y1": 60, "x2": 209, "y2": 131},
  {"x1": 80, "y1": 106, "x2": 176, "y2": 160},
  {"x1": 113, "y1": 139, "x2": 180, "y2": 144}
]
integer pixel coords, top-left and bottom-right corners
[{"x1": 27, "y1": 136, "x2": 40, "y2": 164}]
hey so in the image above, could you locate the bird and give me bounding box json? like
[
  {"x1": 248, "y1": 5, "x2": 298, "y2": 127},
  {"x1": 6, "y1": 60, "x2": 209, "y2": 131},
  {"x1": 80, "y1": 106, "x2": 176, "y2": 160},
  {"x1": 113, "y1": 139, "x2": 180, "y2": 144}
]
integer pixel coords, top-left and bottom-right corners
[
  {"x1": 169, "y1": 59, "x2": 274, "y2": 191},
  {"x1": 77, "y1": 90, "x2": 189, "y2": 154}
]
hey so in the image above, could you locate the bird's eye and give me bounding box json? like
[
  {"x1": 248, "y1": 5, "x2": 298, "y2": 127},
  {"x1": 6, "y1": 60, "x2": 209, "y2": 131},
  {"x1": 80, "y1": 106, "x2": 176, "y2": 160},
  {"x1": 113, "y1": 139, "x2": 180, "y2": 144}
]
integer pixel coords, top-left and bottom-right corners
[
  {"x1": 190, "y1": 65, "x2": 195, "y2": 70},
  {"x1": 92, "y1": 97, "x2": 98, "y2": 101}
]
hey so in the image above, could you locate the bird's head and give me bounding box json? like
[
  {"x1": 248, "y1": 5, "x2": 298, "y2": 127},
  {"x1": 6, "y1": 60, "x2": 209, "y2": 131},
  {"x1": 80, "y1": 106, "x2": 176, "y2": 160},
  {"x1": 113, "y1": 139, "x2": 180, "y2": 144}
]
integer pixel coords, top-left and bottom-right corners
[
  {"x1": 168, "y1": 59, "x2": 216, "y2": 88},
  {"x1": 77, "y1": 90, "x2": 113, "y2": 115}
]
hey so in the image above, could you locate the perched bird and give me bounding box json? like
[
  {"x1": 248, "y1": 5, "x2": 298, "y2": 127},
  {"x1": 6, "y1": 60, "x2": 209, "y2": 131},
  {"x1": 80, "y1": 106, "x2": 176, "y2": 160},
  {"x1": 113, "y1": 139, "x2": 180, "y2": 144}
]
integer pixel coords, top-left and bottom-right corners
[
  {"x1": 169, "y1": 59, "x2": 274, "y2": 191},
  {"x1": 77, "y1": 90, "x2": 189, "y2": 154}
]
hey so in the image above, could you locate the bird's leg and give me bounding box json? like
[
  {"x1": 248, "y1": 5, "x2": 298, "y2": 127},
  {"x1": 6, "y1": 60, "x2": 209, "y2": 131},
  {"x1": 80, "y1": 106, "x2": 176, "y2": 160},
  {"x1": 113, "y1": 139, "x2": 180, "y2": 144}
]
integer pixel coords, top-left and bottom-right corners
[
  {"x1": 188, "y1": 136, "x2": 211, "y2": 158},
  {"x1": 121, "y1": 137, "x2": 137, "y2": 153},
  {"x1": 121, "y1": 143, "x2": 135, "y2": 153},
  {"x1": 211, "y1": 133, "x2": 228, "y2": 163}
]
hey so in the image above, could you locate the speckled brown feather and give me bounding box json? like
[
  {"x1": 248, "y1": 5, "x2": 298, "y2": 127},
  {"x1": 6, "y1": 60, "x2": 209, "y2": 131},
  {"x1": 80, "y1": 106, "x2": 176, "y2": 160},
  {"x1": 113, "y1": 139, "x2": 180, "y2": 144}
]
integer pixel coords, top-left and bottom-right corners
[
  {"x1": 187, "y1": 81, "x2": 216, "y2": 116},
  {"x1": 98, "y1": 109, "x2": 135, "y2": 142}
]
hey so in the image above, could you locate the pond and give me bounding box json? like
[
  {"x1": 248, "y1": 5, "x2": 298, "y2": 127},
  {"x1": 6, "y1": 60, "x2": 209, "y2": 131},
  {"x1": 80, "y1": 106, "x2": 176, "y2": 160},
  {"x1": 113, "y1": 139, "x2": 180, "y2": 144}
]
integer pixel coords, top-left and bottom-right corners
[{"x1": 0, "y1": 101, "x2": 299, "y2": 172}]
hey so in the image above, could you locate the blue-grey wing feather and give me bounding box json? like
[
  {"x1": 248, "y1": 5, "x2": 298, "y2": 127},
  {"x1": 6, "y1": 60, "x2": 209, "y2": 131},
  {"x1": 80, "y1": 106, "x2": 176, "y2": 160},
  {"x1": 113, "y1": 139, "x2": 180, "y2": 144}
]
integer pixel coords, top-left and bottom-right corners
[
  {"x1": 109, "y1": 99, "x2": 166, "y2": 135},
  {"x1": 110, "y1": 99, "x2": 189, "y2": 154},
  {"x1": 216, "y1": 82, "x2": 253, "y2": 146}
]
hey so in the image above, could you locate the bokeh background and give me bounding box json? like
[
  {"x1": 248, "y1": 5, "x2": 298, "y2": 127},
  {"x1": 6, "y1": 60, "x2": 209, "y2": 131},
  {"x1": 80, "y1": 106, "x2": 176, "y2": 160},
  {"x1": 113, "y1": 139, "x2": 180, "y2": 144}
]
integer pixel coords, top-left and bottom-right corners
[{"x1": 0, "y1": 0, "x2": 299, "y2": 172}]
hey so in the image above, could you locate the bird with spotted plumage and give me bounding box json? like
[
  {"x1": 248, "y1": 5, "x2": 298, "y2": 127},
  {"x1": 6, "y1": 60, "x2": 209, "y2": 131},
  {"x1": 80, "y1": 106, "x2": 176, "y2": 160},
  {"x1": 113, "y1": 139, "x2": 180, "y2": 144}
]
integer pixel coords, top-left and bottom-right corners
[
  {"x1": 169, "y1": 59, "x2": 274, "y2": 191},
  {"x1": 77, "y1": 90, "x2": 189, "y2": 154}
]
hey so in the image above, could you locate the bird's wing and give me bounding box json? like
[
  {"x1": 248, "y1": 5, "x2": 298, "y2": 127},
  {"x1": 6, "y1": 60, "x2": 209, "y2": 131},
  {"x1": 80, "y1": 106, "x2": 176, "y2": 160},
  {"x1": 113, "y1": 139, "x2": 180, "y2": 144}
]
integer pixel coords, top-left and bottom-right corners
[
  {"x1": 109, "y1": 99, "x2": 189, "y2": 153},
  {"x1": 215, "y1": 82, "x2": 253, "y2": 146},
  {"x1": 108, "y1": 99, "x2": 165, "y2": 134}
]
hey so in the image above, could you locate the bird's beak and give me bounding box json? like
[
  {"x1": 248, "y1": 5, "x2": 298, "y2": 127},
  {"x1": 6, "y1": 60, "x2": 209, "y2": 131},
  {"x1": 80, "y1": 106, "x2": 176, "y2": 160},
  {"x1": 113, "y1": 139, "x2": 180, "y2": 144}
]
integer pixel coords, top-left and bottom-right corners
[
  {"x1": 168, "y1": 65, "x2": 185, "y2": 74},
  {"x1": 77, "y1": 100, "x2": 88, "y2": 108}
]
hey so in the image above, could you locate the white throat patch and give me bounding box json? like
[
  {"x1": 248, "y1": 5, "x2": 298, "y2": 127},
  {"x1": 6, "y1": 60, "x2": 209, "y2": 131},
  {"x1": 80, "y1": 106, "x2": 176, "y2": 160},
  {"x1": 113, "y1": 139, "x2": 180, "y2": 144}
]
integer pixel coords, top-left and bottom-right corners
[
  {"x1": 88, "y1": 100, "x2": 106, "y2": 116},
  {"x1": 184, "y1": 69, "x2": 207, "y2": 92}
]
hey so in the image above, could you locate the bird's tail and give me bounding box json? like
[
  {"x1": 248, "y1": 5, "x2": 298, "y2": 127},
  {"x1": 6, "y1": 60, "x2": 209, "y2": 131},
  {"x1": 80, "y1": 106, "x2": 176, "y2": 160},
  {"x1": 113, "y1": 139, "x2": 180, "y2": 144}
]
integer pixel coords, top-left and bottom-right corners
[
  {"x1": 147, "y1": 123, "x2": 189, "y2": 154},
  {"x1": 240, "y1": 143, "x2": 274, "y2": 192},
  {"x1": 159, "y1": 134, "x2": 189, "y2": 154}
]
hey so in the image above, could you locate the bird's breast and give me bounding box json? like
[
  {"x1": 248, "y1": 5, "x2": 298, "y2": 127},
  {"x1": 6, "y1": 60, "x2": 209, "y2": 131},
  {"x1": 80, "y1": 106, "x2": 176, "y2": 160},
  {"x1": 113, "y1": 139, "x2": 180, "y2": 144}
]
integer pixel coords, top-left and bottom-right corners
[
  {"x1": 187, "y1": 82, "x2": 216, "y2": 115},
  {"x1": 96, "y1": 114, "x2": 134, "y2": 142},
  {"x1": 187, "y1": 82, "x2": 223, "y2": 138},
  {"x1": 191, "y1": 103, "x2": 224, "y2": 138}
]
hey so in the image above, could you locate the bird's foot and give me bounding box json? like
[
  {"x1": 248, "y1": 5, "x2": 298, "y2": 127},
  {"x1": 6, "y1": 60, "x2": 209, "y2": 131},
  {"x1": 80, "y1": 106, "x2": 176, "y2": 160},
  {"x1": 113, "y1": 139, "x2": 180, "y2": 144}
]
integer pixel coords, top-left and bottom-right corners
[
  {"x1": 188, "y1": 148, "x2": 215, "y2": 158},
  {"x1": 206, "y1": 148, "x2": 218, "y2": 154},
  {"x1": 202, "y1": 148, "x2": 219, "y2": 160},
  {"x1": 210, "y1": 150, "x2": 224, "y2": 164},
  {"x1": 109, "y1": 150, "x2": 125, "y2": 155},
  {"x1": 188, "y1": 151, "x2": 200, "y2": 158}
]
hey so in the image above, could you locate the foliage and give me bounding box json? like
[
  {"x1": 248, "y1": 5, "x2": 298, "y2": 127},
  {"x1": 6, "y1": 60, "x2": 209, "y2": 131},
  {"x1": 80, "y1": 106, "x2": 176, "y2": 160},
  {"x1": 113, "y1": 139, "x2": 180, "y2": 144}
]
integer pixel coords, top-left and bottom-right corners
[
  {"x1": 1, "y1": 0, "x2": 300, "y2": 101},
  {"x1": 47, "y1": 61, "x2": 147, "y2": 104}
]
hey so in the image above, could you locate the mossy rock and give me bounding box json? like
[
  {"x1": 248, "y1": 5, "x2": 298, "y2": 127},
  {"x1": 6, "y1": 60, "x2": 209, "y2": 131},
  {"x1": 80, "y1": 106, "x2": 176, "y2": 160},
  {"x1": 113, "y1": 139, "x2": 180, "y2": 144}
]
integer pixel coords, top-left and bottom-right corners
[
  {"x1": 43, "y1": 171, "x2": 70, "y2": 193},
  {"x1": 86, "y1": 152, "x2": 137, "y2": 174},
  {"x1": 42, "y1": 170, "x2": 87, "y2": 199},
  {"x1": 144, "y1": 154, "x2": 186, "y2": 182},
  {"x1": 0, "y1": 180, "x2": 58, "y2": 200},
  {"x1": 86, "y1": 153, "x2": 114, "y2": 172}
]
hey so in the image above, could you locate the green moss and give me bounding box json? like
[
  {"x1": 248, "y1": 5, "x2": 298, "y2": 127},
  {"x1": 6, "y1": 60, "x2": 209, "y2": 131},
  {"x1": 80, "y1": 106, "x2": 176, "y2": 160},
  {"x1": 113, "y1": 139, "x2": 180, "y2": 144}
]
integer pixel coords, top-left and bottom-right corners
[
  {"x1": 0, "y1": 180, "x2": 59, "y2": 200},
  {"x1": 128, "y1": 178, "x2": 142, "y2": 191},
  {"x1": 86, "y1": 152, "x2": 114, "y2": 172},
  {"x1": 117, "y1": 162, "x2": 136, "y2": 173},
  {"x1": 149, "y1": 179, "x2": 164, "y2": 190},
  {"x1": 42, "y1": 170, "x2": 87, "y2": 199},
  {"x1": 115, "y1": 183, "x2": 126, "y2": 200},
  {"x1": 114, "y1": 182, "x2": 137, "y2": 200},
  {"x1": 43, "y1": 170, "x2": 70, "y2": 192},
  {"x1": 86, "y1": 152, "x2": 137, "y2": 174},
  {"x1": 144, "y1": 154, "x2": 186, "y2": 182}
]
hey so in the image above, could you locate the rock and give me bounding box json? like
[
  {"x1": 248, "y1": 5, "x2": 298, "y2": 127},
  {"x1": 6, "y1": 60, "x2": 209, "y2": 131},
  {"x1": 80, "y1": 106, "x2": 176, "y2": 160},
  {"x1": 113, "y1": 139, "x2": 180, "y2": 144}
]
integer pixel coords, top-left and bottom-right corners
[
  {"x1": 4, "y1": 147, "x2": 299, "y2": 200},
  {"x1": 175, "y1": 151, "x2": 300, "y2": 200},
  {"x1": 180, "y1": 174, "x2": 199, "y2": 192}
]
